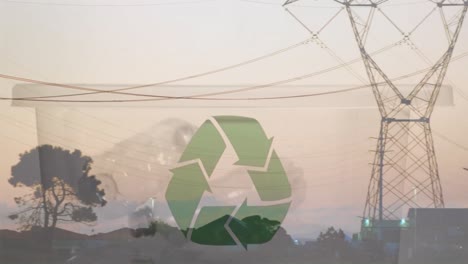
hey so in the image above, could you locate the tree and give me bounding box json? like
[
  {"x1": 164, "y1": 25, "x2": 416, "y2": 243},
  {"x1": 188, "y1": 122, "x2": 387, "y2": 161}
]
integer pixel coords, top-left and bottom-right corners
[
  {"x1": 8, "y1": 145, "x2": 106, "y2": 231},
  {"x1": 132, "y1": 220, "x2": 175, "y2": 238},
  {"x1": 317, "y1": 227, "x2": 349, "y2": 259}
]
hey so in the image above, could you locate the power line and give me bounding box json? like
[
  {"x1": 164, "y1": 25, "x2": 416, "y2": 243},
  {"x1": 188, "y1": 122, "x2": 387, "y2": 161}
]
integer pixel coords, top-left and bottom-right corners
[
  {"x1": 5, "y1": 6, "x2": 461, "y2": 102},
  {"x1": 1, "y1": 41, "x2": 401, "y2": 102},
  {"x1": 0, "y1": 38, "x2": 309, "y2": 99},
  {"x1": 9, "y1": 41, "x2": 468, "y2": 103},
  {"x1": 4, "y1": 49, "x2": 468, "y2": 103},
  {"x1": 2, "y1": 0, "x2": 352, "y2": 8},
  {"x1": 242, "y1": 0, "x2": 429, "y2": 8},
  {"x1": 284, "y1": 5, "x2": 368, "y2": 84},
  {"x1": 239, "y1": 0, "x2": 340, "y2": 8},
  {"x1": 0, "y1": 113, "x2": 371, "y2": 189},
  {"x1": 376, "y1": 4, "x2": 468, "y2": 104},
  {"x1": 0, "y1": 105, "x2": 373, "y2": 163},
  {"x1": 2, "y1": 0, "x2": 217, "y2": 7},
  {"x1": 433, "y1": 130, "x2": 468, "y2": 152},
  {"x1": 1, "y1": 107, "x2": 463, "y2": 190}
]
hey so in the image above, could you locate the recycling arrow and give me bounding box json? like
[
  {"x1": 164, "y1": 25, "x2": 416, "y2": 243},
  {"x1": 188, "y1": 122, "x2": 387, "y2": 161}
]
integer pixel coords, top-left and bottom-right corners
[
  {"x1": 165, "y1": 116, "x2": 292, "y2": 247},
  {"x1": 248, "y1": 150, "x2": 291, "y2": 201},
  {"x1": 190, "y1": 206, "x2": 237, "y2": 246},
  {"x1": 179, "y1": 119, "x2": 226, "y2": 177},
  {"x1": 165, "y1": 162, "x2": 211, "y2": 232},
  {"x1": 229, "y1": 200, "x2": 291, "y2": 248},
  {"x1": 215, "y1": 116, "x2": 273, "y2": 167}
]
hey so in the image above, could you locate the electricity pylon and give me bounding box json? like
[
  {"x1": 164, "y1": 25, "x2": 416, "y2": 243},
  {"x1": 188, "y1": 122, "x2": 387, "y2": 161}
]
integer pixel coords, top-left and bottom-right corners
[{"x1": 284, "y1": 0, "x2": 468, "y2": 221}]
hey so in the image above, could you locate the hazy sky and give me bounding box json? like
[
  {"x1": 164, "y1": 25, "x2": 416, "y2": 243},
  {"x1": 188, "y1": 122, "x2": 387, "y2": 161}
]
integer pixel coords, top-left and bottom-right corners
[{"x1": 1, "y1": 0, "x2": 468, "y2": 239}]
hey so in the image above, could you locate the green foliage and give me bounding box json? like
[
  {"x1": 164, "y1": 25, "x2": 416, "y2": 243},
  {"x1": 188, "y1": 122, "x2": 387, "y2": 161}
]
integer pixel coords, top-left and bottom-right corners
[{"x1": 190, "y1": 214, "x2": 284, "y2": 247}]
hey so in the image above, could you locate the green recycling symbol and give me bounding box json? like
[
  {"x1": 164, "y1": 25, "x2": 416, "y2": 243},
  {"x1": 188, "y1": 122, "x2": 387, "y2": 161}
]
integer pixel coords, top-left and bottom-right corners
[{"x1": 165, "y1": 116, "x2": 291, "y2": 248}]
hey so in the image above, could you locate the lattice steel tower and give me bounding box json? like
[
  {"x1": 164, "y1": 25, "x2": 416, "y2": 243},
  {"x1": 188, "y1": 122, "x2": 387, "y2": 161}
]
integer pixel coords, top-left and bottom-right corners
[{"x1": 284, "y1": 0, "x2": 468, "y2": 221}]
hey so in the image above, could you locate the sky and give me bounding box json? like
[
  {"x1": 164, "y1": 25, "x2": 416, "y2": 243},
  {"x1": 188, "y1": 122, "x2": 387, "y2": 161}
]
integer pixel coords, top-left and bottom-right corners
[{"x1": 0, "y1": 0, "x2": 468, "y2": 240}]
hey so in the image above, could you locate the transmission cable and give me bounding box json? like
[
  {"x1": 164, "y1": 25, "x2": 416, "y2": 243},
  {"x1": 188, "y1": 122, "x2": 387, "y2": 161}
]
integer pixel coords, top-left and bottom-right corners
[
  {"x1": 4, "y1": 48, "x2": 468, "y2": 103},
  {"x1": 0, "y1": 41, "x2": 400, "y2": 102}
]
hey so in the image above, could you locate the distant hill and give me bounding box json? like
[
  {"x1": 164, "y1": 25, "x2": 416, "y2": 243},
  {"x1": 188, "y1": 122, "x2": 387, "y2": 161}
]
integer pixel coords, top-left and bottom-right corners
[
  {"x1": 91, "y1": 228, "x2": 134, "y2": 241},
  {"x1": 0, "y1": 229, "x2": 23, "y2": 240},
  {"x1": 0, "y1": 227, "x2": 88, "y2": 241},
  {"x1": 0, "y1": 227, "x2": 135, "y2": 242}
]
